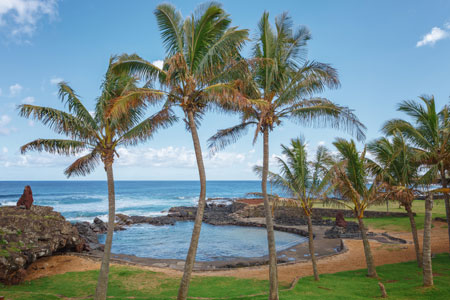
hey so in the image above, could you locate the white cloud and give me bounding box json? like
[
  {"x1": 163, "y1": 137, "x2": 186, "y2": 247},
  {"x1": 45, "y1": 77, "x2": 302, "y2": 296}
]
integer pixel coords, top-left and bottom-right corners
[
  {"x1": 0, "y1": 0, "x2": 58, "y2": 38},
  {"x1": 50, "y1": 77, "x2": 63, "y2": 84},
  {"x1": 318, "y1": 141, "x2": 325, "y2": 146},
  {"x1": 416, "y1": 26, "x2": 449, "y2": 47},
  {"x1": 152, "y1": 60, "x2": 164, "y2": 69},
  {"x1": 2, "y1": 147, "x2": 8, "y2": 153},
  {"x1": 9, "y1": 83, "x2": 22, "y2": 96},
  {"x1": 21, "y1": 96, "x2": 34, "y2": 104},
  {"x1": 0, "y1": 114, "x2": 13, "y2": 135},
  {"x1": 27, "y1": 120, "x2": 34, "y2": 126},
  {"x1": 115, "y1": 146, "x2": 251, "y2": 169}
]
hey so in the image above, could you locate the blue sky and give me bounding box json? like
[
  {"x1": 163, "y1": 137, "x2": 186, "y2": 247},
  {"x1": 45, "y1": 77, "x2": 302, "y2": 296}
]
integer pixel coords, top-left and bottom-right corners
[{"x1": 0, "y1": 0, "x2": 449, "y2": 180}]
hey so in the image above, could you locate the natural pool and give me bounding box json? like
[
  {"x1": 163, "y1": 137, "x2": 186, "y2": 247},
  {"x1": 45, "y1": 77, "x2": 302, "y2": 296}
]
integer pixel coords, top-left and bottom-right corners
[{"x1": 98, "y1": 221, "x2": 307, "y2": 261}]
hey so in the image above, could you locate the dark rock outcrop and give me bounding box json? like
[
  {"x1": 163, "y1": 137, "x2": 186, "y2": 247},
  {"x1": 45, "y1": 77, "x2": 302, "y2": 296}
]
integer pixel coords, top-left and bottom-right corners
[
  {"x1": 73, "y1": 222, "x2": 103, "y2": 252},
  {"x1": 324, "y1": 222, "x2": 366, "y2": 239},
  {"x1": 16, "y1": 185, "x2": 33, "y2": 210},
  {"x1": 0, "y1": 205, "x2": 84, "y2": 285}
]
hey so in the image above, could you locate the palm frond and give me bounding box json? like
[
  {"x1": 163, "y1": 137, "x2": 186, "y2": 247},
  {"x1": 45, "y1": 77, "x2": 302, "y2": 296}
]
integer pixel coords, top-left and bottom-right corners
[
  {"x1": 64, "y1": 151, "x2": 100, "y2": 178},
  {"x1": 18, "y1": 104, "x2": 94, "y2": 142},
  {"x1": 20, "y1": 139, "x2": 88, "y2": 155},
  {"x1": 112, "y1": 54, "x2": 167, "y2": 82},
  {"x1": 208, "y1": 121, "x2": 256, "y2": 152},
  {"x1": 119, "y1": 108, "x2": 178, "y2": 146},
  {"x1": 58, "y1": 82, "x2": 97, "y2": 129},
  {"x1": 155, "y1": 3, "x2": 184, "y2": 56},
  {"x1": 287, "y1": 98, "x2": 366, "y2": 142}
]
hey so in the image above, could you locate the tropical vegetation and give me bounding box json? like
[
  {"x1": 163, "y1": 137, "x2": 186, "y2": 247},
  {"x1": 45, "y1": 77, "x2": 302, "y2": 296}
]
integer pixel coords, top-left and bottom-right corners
[
  {"x1": 11, "y1": 1, "x2": 450, "y2": 299},
  {"x1": 18, "y1": 58, "x2": 176, "y2": 300},
  {"x1": 367, "y1": 132, "x2": 423, "y2": 267},
  {"x1": 109, "y1": 3, "x2": 250, "y2": 299},
  {"x1": 208, "y1": 12, "x2": 366, "y2": 299},
  {"x1": 255, "y1": 137, "x2": 333, "y2": 281}
]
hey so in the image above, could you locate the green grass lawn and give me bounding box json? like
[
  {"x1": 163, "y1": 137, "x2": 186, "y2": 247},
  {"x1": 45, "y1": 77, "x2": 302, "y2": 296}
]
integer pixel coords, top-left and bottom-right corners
[
  {"x1": 319, "y1": 199, "x2": 448, "y2": 232},
  {"x1": 1, "y1": 254, "x2": 449, "y2": 299}
]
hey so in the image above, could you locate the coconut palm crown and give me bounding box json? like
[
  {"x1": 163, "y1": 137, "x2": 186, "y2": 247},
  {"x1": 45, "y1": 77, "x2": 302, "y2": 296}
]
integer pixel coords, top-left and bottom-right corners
[
  {"x1": 108, "y1": 3, "x2": 250, "y2": 299},
  {"x1": 18, "y1": 58, "x2": 176, "y2": 300},
  {"x1": 19, "y1": 60, "x2": 176, "y2": 176}
]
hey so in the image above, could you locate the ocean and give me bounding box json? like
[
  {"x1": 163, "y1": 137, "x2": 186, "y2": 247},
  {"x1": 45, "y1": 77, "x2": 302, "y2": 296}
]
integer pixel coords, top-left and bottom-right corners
[
  {"x1": 0, "y1": 181, "x2": 303, "y2": 261},
  {"x1": 0, "y1": 181, "x2": 266, "y2": 222}
]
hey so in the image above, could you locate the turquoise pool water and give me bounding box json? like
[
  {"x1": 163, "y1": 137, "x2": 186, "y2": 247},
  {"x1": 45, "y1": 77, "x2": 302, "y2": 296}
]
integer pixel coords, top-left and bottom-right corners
[{"x1": 98, "y1": 221, "x2": 306, "y2": 261}]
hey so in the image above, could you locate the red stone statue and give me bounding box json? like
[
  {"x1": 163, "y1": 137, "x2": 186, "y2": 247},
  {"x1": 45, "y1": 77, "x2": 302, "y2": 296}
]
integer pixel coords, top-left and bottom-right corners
[
  {"x1": 16, "y1": 185, "x2": 34, "y2": 209},
  {"x1": 335, "y1": 211, "x2": 347, "y2": 228}
]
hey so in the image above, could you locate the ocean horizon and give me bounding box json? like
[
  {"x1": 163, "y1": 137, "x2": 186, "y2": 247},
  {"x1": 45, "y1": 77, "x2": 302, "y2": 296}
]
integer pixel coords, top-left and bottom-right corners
[{"x1": 0, "y1": 180, "x2": 273, "y2": 223}]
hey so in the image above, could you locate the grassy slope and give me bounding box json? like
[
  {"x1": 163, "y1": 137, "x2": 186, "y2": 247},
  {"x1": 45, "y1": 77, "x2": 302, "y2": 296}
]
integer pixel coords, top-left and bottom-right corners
[
  {"x1": 318, "y1": 199, "x2": 448, "y2": 231},
  {"x1": 0, "y1": 254, "x2": 449, "y2": 300}
]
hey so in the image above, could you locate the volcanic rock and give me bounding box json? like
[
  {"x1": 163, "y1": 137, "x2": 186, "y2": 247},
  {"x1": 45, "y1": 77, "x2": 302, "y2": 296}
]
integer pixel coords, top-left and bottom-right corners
[
  {"x1": 16, "y1": 185, "x2": 33, "y2": 210},
  {"x1": 0, "y1": 205, "x2": 84, "y2": 285}
]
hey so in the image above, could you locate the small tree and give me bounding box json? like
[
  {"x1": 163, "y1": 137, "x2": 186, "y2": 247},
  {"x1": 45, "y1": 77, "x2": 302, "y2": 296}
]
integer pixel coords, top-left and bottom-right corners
[
  {"x1": 383, "y1": 96, "x2": 450, "y2": 254},
  {"x1": 18, "y1": 59, "x2": 175, "y2": 300},
  {"x1": 367, "y1": 132, "x2": 423, "y2": 267},
  {"x1": 328, "y1": 138, "x2": 382, "y2": 278},
  {"x1": 255, "y1": 137, "x2": 333, "y2": 281}
]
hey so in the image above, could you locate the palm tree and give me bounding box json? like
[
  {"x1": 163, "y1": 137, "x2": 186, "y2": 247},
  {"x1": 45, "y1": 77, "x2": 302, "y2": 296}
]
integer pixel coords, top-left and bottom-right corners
[
  {"x1": 382, "y1": 95, "x2": 450, "y2": 254},
  {"x1": 18, "y1": 59, "x2": 175, "y2": 300},
  {"x1": 208, "y1": 12, "x2": 366, "y2": 299},
  {"x1": 367, "y1": 132, "x2": 423, "y2": 267},
  {"x1": 255, "y1": 138, "x2": 333, "y2": 281},
  {"x1": 109, "y1": 3, "x2": 249, "y2": 299},
  {"x1": 328, "y1": 138, "x2": 382, "y2": 277}
]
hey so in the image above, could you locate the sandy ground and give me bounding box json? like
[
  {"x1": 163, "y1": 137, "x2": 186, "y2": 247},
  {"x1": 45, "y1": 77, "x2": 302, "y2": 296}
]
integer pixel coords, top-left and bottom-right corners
[{"x1": 24, "y1": 221, "x2": 449, "y2": 284}]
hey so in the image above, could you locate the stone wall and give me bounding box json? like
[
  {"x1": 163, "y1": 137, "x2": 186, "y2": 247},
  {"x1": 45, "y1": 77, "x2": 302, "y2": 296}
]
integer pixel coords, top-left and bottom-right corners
[{"x1": 233, "y1": 202, "x2": 412, "y2": 219}]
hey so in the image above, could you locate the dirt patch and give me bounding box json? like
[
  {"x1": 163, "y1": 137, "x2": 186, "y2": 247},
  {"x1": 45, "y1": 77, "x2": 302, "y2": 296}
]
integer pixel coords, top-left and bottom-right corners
[{"x1": 25, "y1": 256, "x2": 101, "y2": 281}]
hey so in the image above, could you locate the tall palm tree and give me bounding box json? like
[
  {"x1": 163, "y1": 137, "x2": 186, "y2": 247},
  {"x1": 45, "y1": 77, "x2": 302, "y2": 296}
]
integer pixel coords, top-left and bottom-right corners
[
  {"x1": 208, "y1": 12, "x2": 366, "y2": 299},
  {"x1": 18, "y1": 59, "x2": 175, "y2": 300},
  {"x1": 255, "y1": 138, "x2": 333, "y2": 281},
  {"x1": 109, "y1": 3, "x2": 249, "y2": 299},
  {"x1": 382, "y1": 96, "x2": 450, "y2": 254},
  {"x1": 328, "y1": 138, "x2": 382, "y2": 278},
  {"x1": 367, "y1": 132, "x2": 423, "y2": 267}
]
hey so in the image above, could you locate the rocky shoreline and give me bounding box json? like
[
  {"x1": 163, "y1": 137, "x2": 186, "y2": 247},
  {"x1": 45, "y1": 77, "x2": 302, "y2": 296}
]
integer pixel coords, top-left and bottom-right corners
[
  {"x1": 1, "y1": 199, "x2": 410, "y2": 284},
  {"x1": 0, "y1": 206, "x2": 84, "y2": 285},
  {"x1": 71, "y1": 199, "x2": 408, "y2": 271}
]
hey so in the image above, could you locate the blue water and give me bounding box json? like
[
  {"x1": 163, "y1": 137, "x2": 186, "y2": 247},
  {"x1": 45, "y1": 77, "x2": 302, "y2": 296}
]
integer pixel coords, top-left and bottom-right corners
[
  {"x1": 0, "y1": 181, "x2": 299, "y2": 260},
  {"x1": 99, "y1": 222, "x2": 305, "y2": 261},
  {"x1": 0, "y1": 181, "x2": 267, "y2": 222}
]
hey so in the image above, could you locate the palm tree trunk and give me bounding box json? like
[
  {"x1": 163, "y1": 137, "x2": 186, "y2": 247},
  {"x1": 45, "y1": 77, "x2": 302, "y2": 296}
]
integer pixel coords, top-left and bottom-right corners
[
  {"x1": 439, "y1": 168, "x2": 450, "y2": 254},
  {"x1": 422, "y1": 193, "x2": 433, "y2": 287},
  {"x1": 405, "y1": 204, "x2": 422, "y2": 268},
  {"x1": 262, "y1": 129, "x2": 279, "y2": 300},
  {"x1": 95, "y1": 162, "x2": 115, "y2": 300},
  {"x1": 177, "y1": 110, "x2": 207, "y2": 300},
  {"x1": 307, "y1": 214, "x2": 319, "y2": 281},
  {"x1": 357, "y1": 217, "x2": 377, "y2": 277}
]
